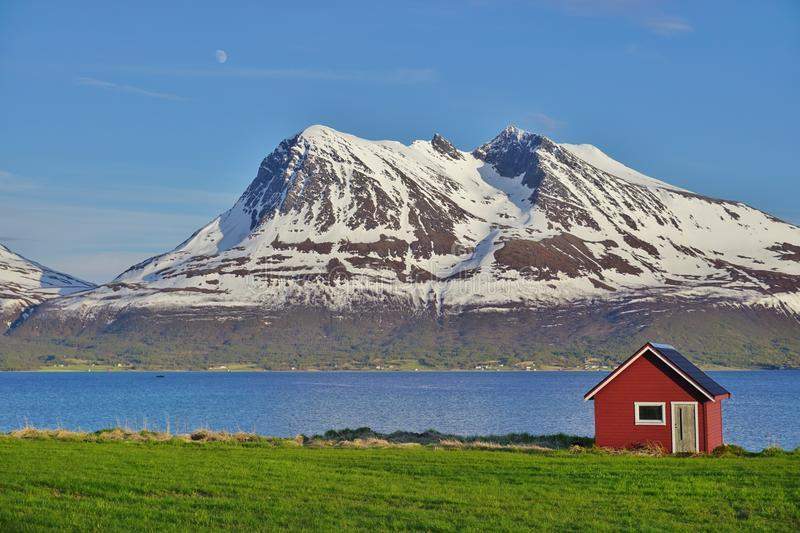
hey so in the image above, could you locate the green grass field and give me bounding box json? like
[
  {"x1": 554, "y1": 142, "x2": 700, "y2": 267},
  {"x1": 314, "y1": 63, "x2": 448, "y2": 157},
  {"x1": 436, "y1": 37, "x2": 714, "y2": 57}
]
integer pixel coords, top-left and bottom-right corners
[{"x1": 0, "y1": 438, "x2": 798, "y2": 531}]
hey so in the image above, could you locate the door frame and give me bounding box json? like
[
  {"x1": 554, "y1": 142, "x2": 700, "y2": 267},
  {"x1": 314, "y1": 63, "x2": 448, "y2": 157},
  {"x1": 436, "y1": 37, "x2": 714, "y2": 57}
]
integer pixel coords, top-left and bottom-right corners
[{"x1": 671, "y1": 401, "x2": 699, "y2": 453}]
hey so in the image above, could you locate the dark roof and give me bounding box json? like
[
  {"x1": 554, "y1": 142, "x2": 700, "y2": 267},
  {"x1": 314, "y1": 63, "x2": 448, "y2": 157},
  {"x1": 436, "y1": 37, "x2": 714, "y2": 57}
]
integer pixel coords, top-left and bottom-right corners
[{"x1": 649, "y1": 343, "x2": 730, "y2": 397}]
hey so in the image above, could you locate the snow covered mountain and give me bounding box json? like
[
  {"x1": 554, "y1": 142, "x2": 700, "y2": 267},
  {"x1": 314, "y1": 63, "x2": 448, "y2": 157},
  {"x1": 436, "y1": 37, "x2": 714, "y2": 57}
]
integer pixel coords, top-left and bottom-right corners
[
  {"x1": 7, "y1": 125, "x2": 799, "y2": 369},
  {"x1": 0, "y1": 244, "x2": 94, "y2": 327},
  {"x1": 42, "y1": 124, "x2": 800, "y2": 315}
]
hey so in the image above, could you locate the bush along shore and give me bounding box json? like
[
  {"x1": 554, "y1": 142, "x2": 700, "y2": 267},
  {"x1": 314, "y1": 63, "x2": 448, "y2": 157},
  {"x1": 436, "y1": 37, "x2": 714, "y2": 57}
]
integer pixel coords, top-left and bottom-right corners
[
  {"x1": 2, "y1": 426, "x2": 797, "y2": 457},
  {"x1": 3, "y1": 427, "x2": 592, "y2": 452}
]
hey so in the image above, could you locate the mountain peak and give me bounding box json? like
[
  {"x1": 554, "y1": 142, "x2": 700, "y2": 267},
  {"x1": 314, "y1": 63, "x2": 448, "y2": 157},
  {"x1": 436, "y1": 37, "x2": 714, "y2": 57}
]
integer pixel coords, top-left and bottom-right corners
[
  {"x1": 299, "y1": 124, "x2": 339, "y2": 138},
  {"x1": 501, "y1": 124, "x2": 524, "y2": 138},
  {"x1": 472, "y1": 126, "x2": 557, "y2": 186},
  {"x1": 475, "y1": 125, "x2": 556, "y2": 155},
  {"x1": 294, "y1": 124, "x2": 352, "y2": 147},
  {"x1": 431, "y1": 133, "x2": 463, "y2": 160}
]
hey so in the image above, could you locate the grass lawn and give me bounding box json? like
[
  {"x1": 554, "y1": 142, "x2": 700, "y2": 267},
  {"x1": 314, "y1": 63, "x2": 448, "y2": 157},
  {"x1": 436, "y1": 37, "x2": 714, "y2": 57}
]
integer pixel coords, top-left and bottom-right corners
[{"x1": 0, "y1": 438, "x2": 798, "y2": 531}]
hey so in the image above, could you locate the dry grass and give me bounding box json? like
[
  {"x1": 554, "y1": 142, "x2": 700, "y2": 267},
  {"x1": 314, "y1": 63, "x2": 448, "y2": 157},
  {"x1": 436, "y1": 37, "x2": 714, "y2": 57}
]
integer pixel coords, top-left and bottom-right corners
[
  {"x1": 572, "y1": 440, "x2": 669, "y2": 457},
  {"x1": 6, "y1": 427, "x2": 295, "y2": 445},
  {"x1": 436, "y1": 439, "x2": 553, "y2": 452}
]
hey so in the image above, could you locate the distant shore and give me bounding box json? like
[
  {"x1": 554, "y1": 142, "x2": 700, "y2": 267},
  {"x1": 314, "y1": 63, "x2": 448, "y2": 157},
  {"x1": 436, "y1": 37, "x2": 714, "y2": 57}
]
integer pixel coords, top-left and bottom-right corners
[{"x1": 2, "y1": 365, "x2": 781, "y2": 373}]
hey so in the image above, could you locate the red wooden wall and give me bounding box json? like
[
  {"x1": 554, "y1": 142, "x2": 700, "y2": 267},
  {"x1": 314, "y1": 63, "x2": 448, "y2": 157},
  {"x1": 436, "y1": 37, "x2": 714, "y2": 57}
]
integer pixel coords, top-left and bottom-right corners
[
  {"x1": 703, "y1": 399, "x2": 724, "y2": 451},
  {"x1": 592, "y1": 350, "x2": 723, "y2": 453}
]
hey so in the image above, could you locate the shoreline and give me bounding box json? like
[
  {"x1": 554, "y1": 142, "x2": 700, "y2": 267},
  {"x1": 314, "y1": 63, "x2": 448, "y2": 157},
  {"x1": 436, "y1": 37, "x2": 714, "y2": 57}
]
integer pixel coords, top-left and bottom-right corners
[
  {"x1": 0, "y1": 366, "x2": 779, "y2": 373},
  {"x1": 4, "y1": 426, "x2": 795, "y2": 454}
]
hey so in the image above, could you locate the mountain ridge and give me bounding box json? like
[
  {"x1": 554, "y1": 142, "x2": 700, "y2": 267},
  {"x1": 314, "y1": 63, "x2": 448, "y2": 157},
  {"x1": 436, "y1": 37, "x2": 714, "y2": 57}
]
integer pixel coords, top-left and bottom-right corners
[
  {"x1": 38, "y1": 124, "x2": 799, "y2": 314},
  {"x1": 3, "y1": 124, "x2": 799, "y2": 369}
]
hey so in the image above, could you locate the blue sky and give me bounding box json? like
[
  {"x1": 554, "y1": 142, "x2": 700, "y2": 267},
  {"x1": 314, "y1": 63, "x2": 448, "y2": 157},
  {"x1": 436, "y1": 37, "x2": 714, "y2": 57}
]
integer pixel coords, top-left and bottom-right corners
[{"x1": 1, "y1": 0, "x2": 798, "y2": 282}]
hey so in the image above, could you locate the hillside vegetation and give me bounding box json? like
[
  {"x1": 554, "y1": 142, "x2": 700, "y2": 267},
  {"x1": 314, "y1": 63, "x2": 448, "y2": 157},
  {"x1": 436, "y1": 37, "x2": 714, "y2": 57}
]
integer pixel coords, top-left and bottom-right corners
[{"x1": 3, "y1": 304, "x2": 799, "y2": 370}]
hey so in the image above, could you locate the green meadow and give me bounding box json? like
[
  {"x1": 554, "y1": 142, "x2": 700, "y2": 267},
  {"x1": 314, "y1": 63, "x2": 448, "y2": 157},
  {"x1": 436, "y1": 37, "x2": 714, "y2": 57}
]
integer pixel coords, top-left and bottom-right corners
[{"x1": 0, "y1": 436, "x2": 798, "y2": 531}]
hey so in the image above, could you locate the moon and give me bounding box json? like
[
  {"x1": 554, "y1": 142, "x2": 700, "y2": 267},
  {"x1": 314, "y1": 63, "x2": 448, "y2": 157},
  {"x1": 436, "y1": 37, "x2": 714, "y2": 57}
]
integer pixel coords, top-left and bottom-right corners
[{"x1": 215, "y1": 49, "x2": 228, "y2": 64}]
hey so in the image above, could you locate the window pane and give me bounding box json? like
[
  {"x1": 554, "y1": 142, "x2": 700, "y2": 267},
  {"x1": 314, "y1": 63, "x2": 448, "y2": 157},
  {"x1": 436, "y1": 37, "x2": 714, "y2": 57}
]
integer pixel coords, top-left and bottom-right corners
[{"x1": 638, "y1": 405, "x2": 663, "y2": 420}]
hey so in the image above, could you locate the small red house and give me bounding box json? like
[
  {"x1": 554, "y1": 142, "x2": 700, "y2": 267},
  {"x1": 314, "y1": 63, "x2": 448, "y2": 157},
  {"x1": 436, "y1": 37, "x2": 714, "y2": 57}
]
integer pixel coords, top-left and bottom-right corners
[{"x1": 584, "y1": 342, "x2": 731, "y2": 453}]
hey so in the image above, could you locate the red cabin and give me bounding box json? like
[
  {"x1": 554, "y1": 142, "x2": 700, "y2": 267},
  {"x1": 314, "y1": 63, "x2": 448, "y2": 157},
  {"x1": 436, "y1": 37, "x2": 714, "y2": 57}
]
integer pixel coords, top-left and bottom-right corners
[{"x1": 584, "y1": 342, "x2": 731, "y2": 453}]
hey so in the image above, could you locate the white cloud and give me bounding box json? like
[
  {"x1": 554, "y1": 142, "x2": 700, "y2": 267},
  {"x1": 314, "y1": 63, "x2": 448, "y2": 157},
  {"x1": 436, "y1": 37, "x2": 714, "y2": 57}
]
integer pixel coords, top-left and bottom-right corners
[
  {"x1": 109, "y1": 66, "x2": 439, "y2": 84},
  {"x1": 544, "y1": 0, "x2": 693, "y2": 36},
  {"x1": 75, "y1": 77, "x2": 187, "y2": 101},
  {"x1": 526, "y1": 112, "x2": 566, "y2": 133},
  {"x1": 0, "y1": 164, "x2": 240, "y2": 281},
  {"x1": 63, "y1": 184, "x2": 239, "y2": 209},
  {"x1": 47, "y1": 251, "x2": 163, "y2": 284},
  {"x1": 646, "y1": 17, "x2": 694, "y2": 36},
  {"x1": 625, "y1": 43, "x2": 640, "y2": 54},
  {"x1": 0, "y1": 198, "x2": 216, "y2": 283},
  {"x1": 0, "y1": 168, "x2": 238, "y2": 210},
  {"x1": 0, "y1": 169, "x2": 39, "y2": 192}
]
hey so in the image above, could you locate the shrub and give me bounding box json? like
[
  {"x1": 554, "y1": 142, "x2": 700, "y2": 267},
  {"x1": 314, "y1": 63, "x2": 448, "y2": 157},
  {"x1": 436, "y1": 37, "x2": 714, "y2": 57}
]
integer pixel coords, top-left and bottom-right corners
[
  {"x1": 190, "y1": 429, "x2": 212, "y2": 441},
  {"x1": 322, "y1": 427, "x2": 378, "y2": 441},
  {"x1": 711, "y1": 444, "x2": 747, "y2": 457},
  {"x1": 760, "y1": 445, "x2": 786, "y2": 457}
]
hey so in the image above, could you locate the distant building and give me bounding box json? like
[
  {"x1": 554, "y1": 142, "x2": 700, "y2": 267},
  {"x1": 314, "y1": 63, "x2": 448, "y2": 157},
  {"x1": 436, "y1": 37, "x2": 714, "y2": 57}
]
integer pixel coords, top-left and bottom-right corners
[{"x1": 584, "y1": 342, "x2": 731, "y2": 453}]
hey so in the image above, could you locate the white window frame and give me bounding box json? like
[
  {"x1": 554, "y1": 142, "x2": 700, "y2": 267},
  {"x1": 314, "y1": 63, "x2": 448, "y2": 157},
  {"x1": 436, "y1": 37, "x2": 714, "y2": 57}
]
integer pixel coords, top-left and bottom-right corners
[{"x1": 634, "y1": 402, "x2": 666, "y2": 425}]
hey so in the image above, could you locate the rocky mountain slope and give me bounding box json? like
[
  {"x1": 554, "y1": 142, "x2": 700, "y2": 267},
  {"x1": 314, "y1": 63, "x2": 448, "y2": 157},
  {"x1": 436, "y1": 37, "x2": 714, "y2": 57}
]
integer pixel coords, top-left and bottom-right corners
[
  {"x1": 6, "y1": 125, "x2": 800, "y2": 369},
  {"x1": 0, "y1": 244, "x2": 94, "y2": 328}
]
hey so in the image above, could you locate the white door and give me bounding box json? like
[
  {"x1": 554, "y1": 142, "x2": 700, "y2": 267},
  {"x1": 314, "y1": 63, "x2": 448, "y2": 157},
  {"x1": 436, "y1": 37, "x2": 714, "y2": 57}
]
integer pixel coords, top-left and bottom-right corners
[{"x1": 671, "y1": 402, "x2": 698, "y2": 453}]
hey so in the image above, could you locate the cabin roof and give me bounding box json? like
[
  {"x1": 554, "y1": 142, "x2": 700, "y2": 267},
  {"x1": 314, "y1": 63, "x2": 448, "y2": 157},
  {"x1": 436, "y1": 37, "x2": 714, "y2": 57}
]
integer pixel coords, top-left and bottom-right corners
[
  {"x1": 584, "y1": 342, "x2": 731, "y2": 402},
  {"x1": 648, "y1": 343, "x2": 730, "y2": 397}
]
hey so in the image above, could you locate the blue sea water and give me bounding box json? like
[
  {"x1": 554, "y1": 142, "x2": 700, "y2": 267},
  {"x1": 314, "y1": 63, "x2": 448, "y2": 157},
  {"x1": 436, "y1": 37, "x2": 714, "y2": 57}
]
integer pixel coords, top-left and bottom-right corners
[{"x1": 1, "y1": 370, "x2": 797, "y2": 450}]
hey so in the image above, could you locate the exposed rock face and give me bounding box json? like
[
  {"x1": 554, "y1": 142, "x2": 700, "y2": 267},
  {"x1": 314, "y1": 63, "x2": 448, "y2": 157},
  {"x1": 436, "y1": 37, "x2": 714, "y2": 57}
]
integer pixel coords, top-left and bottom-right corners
[
  {"x1": 473, "y1": 125, "x2": 551, "y2": 190},
  {"x1": 493, "y1": 234, "x2": 642, "y2": 282},
  {"x1": 431, "y1": 133, "x2": 464, "y2": 160},
  {"x1": 6, "y1": 124, "x2": 799, "y2": 366}
]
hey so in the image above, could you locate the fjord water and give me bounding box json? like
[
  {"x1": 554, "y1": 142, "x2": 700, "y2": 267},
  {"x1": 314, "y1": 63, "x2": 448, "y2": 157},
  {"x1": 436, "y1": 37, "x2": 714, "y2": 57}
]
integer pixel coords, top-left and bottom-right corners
[{"x1": 1, "y1": 371, "x2": 797, "y2": 450}]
